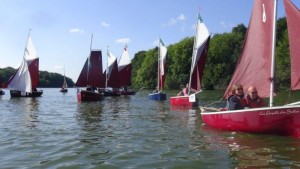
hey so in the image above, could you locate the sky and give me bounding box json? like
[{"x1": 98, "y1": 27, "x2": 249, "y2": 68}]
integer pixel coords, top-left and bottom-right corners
[{"x1": 1, "y1": 0, "x2": 300, "y2": 82}]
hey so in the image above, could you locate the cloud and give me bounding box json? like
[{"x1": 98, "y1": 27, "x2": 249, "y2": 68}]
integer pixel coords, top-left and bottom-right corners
[
  {"x1": 220, "y1": 21, "x2": 235, "y2": 30},
  {"x1": 177, "y1": 14, "x2": 186, "y2": 21},
  {"x1": 54, "y1": 65, "x2": 64, "y2": 70},
  {"x1": 115, "y1": 38, "x2": 130, "y2": 44},
  {"x1": 69, "y1": 28, "x2": 85, "y2": 34},
  {"x1": 101, "y1": 21, "x2": 110, "y2": 28},
  {"x1": 161, "y1": 14, "x2": 186, "y2": 27}
]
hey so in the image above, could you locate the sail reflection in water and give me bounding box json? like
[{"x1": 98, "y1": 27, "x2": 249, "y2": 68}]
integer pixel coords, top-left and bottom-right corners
[{"x1": 10, "y1": 97, "x2": 40, "y2": 128}]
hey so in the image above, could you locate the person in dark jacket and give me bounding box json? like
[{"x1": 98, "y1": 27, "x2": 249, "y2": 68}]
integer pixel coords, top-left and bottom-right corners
[{"x1": 226, "y1": 84, "x2": 247, "y2": 110}]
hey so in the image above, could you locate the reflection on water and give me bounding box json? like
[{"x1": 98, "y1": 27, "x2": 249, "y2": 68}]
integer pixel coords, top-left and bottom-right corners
[
  {"x1": 202, "y1": 126, "x2": 300, "y2": 168},
  {"x1": 10, "y1": 97, "x2": 40, "y2": 128},
  {"x1": 1, "y1": 89, "x2": 300, "y2": 168}
]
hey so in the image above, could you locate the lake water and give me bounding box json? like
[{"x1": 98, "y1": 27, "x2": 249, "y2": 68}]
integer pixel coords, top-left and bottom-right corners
[{"x1": 1, "y1": 88, "x2": 300, "y2": 168}]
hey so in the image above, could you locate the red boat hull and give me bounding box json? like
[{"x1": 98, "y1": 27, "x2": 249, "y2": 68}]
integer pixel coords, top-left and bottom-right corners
[
  {"x1": 170, "y1": 96, "x2": 198, "y2": 107},
  {"x1": 201, "y1": 105, "x2": 300, "y2": 137},
  {"x1": 77, "y1": 89, "x2": 103, "y2": 101}
]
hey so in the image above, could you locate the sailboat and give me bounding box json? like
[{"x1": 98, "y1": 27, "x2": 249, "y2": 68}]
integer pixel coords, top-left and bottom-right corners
[
  {"x1": 60, "y1": 67, "x2": 68, "y2": 93},
  {"x1": 1, "y1": 30, "x2": 43, "y2": 97},
  {"x1": 169, "y1": 13, "x2": 211, "y2": 107},
  {"x1": 148, "y1": 38, "x2": 167, "y2": 100},
  {"x1": 102, "y1": 49, "x2": 121, "y2": 96},
  {"x1": 75, "y1": 35, "x2": 104, "y2": 101},
  {"x1": 118, "y1": 45, "x2": 136, "y2": 96},
  {"x1": 201, "y1": 0, "x2": 300, "y2": 137}
]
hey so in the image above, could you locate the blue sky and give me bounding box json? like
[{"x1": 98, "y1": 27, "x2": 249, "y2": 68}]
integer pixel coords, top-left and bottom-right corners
[{"x1": 1, "y1": 0, "x2": 299, "y2": 82}]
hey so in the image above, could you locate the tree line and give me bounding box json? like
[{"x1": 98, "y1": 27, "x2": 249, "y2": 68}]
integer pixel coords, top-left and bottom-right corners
[
  {"x1": 0, "y1": 68, "x2": 74, "y2": 88},
  {"x1": 131, "y1": 17, "x2": 290, "y2": 90}
]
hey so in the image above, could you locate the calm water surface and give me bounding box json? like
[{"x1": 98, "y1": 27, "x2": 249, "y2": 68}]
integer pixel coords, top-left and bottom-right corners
[{"x1": 1, "y1": 88, "x2": 300, "y2": 168}]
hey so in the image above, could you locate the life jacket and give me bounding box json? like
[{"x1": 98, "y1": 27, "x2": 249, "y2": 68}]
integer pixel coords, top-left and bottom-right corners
[
  {"x1": 182, "y1": 87, "x2": 189, "y2": 96},
  {"x1": 245, "y1": 95, "x2": 264, "y2": 108}
]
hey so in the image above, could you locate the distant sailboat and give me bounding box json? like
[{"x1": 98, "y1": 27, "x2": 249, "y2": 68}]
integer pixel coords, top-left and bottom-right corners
[
  {"x1": 118, "y1": 45, "x2": 135, "y2": 96},
  {"x1": 75, "y1": 35, "x2": 104, "y2": 101},
  {"x1": 60, "y1": 67, "x2": 68, "y2": 93},
  {"x1": 170, "y1": 13, "x2": 211, "y2": 107},
  {"x1": 103, "y1": 48, "x2": 121, "y2": 96},
  {"x1": 1, "y1": 30, "x2": 43, "y2": 97},
  {"x1": 148, "y1": 38, "x2": 167, "y2": 100},
  {"x1": 201, "y1": 0, "x2": 300, "y2": 138}
]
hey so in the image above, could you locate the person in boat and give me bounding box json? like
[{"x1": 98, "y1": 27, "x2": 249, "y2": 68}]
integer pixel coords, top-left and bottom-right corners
[
  {"x1": 226, "y1": 84, "x2": 247, "y2": 110},
  {"x1": 245, "y1": 86, "x2": 265, "y2": 108},
  {"x1": 177, "y1": 83, "x2": 197, "y2": 96},
  {"x1": 153, "y1": 86, "x2": 159, "y2": 93}
]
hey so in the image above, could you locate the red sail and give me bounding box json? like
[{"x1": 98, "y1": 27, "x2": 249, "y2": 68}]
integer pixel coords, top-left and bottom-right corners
[
  {"x1": 224, "y1": 0, "x2": 274, "y2": 98},
  {"x1": 107, "y1": 60, "x2": 120, "y2": 88},
  {"x1": 88, "y1": 50, "x2": 104, "y2": 87},
  {"x1": 75, "y1": 59, "x2": 88, "y2": 87},
  {"x1": 118, "y1": 64, "x2": 131, "y2": 86},
  {"x1": 190, "y1": 36, "x2": 210, "y2": 91},
  {"x1": 284, "y1": 0, "x2": 300, "y2": 90},
  {"x1": 76, "y1": 50, "x2": 104, "y2": 87},
  {"x1": 27, "y1": 58, "x2": 39, "y2": 89}
]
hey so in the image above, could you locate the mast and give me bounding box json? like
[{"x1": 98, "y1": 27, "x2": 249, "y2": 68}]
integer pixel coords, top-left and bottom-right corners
[
  {"x1": 269, "y1": 0, "x2": 277, "y2": 107},
  {"x1": 106, "y1": 46, "x2": 109, "y2": 88},
  {"x1": 188, "y1": 14, "x2": 199, "y2": 95},
  {"x1": 87, "y1": 34, "x2": 93, "y2": 87},
  {"x1": 157, "y1": 38, "x2": 160, "y2": 91}
]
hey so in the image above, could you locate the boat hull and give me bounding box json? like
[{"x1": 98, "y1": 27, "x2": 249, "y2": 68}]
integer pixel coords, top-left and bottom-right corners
[
  {"x1": 60, "y1": 88, "x2": 68, "y2": 93},
  {"x1": 103, "y1": 91, "x2": 121, "y2": 97},
  {"x1": 170, "y1": 96, "x2": 198, "y2": 107},
  {"x1": 119, "y1": 90, "x2": 136, "y2": 96},
  {"x1": 77, "y1": 89, "x2": 104, "y2": 101},
  {"x1": 201, "y1": 105, "x2": 300, "y2": 137},
  {"x1": 10, "y1": 90, "x2": 43, "y2": 97},
  {"x1": 148, "y1": 92, "x2": 166, "y2": 101}
]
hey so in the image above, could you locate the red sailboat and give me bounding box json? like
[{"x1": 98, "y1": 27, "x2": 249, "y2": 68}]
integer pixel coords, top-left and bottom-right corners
[
  {"x1": 117, "y1": 45, "x2": 135, "y2": 96},
  {"x1": 76, "y1": 35, "x2": 104, "y2": 101},
  {"x1": 1, "y1": 30, "x2": 43, "y2": 97},
  {"x1": 201, "y1": 0, "x2": 300, "y2": 137},
  {"x1": 170, "y1": 13, "x2": 211, "y2": 107},
  {"x1": 148, "y1": 38, "x2": 167, "y2": 100},
  {"x1": 60, "y1": 67, "x2": 68, "y2": 93}
]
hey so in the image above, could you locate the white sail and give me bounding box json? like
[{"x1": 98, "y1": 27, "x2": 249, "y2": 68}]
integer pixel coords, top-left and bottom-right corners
[
  {"x1": 7, "y1": 57, "x2": 32, "y2": 93},
  {"x1": 190, "y1": 14, "x2": 210, "y2": 76},
  {"x1": 118, "y1": 45, "x2": 131, "y2": 71},
  {"x1": 25, "y1": 36, "x2": 38, "y2": 63},
  {"x1": 159, "y1": 39, "x2": 167, "y2": 76},
  {"x1": 107, "y1": 50, "x2": 117, "y2": 79}
]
